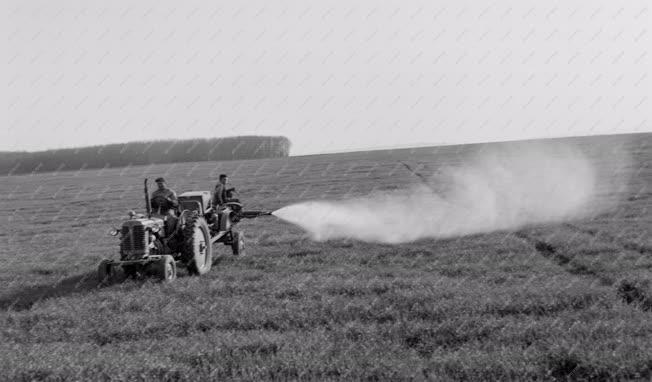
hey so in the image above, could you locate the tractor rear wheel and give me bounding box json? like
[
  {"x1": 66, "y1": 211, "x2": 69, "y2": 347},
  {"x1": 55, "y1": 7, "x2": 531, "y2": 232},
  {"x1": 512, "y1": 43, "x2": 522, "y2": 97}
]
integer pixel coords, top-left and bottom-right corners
[
  {"x1": 231, "y1": 230, "x2": 245, "y2": 256},
  {"x1": 152, "y1": 255, "x2": 176, "y2": 282},
  {"x1": 97, "y1": 260, "x2": 114, "y2": 285},
  {"x1": 183, "y1": 214, "x2": 213, "y2": 275}
]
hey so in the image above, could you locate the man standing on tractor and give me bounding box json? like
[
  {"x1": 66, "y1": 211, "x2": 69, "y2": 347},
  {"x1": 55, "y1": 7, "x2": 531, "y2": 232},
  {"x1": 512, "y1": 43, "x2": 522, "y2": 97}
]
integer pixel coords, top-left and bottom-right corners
[
  {"x1": 151, "y1": 177, "x2": 179, "y2": 216},
  {"x1": 212, "y1": 174, "x2": 239, "y2": 208}
]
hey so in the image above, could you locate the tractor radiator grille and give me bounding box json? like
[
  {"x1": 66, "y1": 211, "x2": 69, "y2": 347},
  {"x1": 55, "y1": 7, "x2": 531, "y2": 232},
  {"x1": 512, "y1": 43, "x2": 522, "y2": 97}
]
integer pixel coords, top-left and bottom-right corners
[{"x1": 120, "y1": 225, "x2": 147, "y2": 259}]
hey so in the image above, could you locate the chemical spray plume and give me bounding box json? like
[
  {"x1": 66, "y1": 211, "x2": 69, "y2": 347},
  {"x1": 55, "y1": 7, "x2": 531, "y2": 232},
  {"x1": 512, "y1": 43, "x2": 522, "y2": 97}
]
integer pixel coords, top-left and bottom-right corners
[{"x1": 273, "y1": 142, "x2": 627, "y2": 243}]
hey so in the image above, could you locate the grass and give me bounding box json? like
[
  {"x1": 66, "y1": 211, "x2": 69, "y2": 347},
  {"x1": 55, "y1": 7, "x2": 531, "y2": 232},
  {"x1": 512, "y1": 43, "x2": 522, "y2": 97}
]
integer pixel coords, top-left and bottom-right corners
[{"x1": 0, "y1": 133, "x2": 650, "y2": 380}]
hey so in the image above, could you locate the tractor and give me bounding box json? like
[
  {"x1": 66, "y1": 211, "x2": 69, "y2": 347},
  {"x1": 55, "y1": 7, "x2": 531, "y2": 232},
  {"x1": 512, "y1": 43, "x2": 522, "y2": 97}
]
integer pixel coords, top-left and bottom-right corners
[{"x1": 98, "y1": 179, "x2": 272, "y2": 284}]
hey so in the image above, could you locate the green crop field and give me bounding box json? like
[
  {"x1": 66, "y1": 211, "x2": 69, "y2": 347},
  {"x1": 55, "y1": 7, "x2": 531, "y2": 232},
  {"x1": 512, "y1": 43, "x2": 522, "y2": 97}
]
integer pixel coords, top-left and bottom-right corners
[{"x1": 0, "y1": 133, "x2": 650, "y2": 381}]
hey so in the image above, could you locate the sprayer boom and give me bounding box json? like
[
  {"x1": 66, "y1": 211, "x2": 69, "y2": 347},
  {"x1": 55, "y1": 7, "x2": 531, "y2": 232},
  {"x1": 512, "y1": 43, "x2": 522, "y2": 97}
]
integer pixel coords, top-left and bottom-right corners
[{"x1": 239, "y1": 210, "x2": 273, "y2": 219}]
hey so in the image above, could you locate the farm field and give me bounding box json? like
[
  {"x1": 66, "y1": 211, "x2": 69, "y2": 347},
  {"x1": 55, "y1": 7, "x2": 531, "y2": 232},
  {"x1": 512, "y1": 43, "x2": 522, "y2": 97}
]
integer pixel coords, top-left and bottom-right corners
[{"x1": 0, "y1": 133, "x2": 650, "y2": 381}]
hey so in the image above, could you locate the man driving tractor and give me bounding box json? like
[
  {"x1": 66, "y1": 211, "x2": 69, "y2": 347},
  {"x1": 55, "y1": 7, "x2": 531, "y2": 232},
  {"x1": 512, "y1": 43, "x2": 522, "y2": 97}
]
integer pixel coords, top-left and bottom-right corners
[{"x1": 150, "y1": 177, "x2": 179, "y2": 216}]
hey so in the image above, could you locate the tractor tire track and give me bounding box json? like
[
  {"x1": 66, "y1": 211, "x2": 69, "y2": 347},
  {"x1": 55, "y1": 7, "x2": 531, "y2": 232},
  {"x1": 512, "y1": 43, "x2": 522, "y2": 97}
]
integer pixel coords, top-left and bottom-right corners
[
  {"x1": 514, "y1": 230, "x2": 652, "y2": 311},
  {"x1": 563, "y1": 223, "x2": 652, "y2": 256},
  {"x1": 514, "y1": 231, "x2": 614, "y2": 286}
]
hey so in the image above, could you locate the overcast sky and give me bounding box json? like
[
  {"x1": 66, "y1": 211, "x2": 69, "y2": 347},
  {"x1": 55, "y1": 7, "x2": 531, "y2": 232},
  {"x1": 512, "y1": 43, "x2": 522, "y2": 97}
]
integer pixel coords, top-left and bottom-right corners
[{"x1": 3, "y1": 0, "x2": 650, "y2": 155}]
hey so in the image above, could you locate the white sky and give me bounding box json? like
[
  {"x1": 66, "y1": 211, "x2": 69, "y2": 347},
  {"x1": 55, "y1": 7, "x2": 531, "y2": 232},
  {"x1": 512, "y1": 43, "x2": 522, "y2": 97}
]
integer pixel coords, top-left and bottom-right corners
[{"x1": 3, "y1": 0, "x2": 650, "y2": 155}]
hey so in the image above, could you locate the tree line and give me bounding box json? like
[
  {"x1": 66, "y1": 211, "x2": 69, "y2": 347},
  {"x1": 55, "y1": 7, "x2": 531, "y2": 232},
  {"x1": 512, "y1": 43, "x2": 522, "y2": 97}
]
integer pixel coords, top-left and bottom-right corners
[{"x1": 0, "y1": 136, "x2": 291, "y2": 176}]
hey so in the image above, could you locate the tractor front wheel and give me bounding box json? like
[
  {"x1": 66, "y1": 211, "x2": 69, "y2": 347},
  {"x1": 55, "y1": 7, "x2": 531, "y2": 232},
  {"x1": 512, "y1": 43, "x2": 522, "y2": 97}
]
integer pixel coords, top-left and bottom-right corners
[
  {"x1": 152, "y1": 255, "x2": 177, "y2": 282},
  {"x1": 231, "y1": 231, "x2": 245, "y2": 256},
  {"x1": 97, "y1": 260, "x2": 114, "y2": 285}
]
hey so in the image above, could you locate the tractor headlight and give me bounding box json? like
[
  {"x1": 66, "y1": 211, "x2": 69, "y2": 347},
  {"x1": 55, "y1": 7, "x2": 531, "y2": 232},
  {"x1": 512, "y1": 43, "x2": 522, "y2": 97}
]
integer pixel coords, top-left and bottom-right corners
[{"x1": 109, "y1": 228, "x2": 120, "y2": 236}]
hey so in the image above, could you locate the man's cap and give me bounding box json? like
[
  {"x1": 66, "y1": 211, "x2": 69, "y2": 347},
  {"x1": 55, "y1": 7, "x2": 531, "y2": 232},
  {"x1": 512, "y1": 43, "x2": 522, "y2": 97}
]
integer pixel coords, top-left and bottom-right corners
[
  {"x1": 219, "y1": 174, "x2": 228, "y2": 179},
  {"x1": 155, "y1": 177, "x2": 166, "y2": 183}
]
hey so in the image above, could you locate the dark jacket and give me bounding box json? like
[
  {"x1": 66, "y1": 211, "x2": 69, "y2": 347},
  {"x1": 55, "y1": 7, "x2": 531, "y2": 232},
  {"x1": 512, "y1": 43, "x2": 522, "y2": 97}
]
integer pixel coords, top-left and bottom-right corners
[
  {"x1": 212, "y1": 183, "x2": 227, "y2": 207},
  {"x1": 151, "y1": 188, "x2": 178, "y2": 214}
]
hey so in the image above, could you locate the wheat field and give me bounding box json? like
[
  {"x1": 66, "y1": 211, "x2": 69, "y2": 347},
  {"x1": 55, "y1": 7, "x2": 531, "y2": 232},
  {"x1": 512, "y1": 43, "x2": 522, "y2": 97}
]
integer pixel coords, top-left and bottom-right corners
[{"x1": 0, "y1": 133, "x2": 650, "y2": 381}]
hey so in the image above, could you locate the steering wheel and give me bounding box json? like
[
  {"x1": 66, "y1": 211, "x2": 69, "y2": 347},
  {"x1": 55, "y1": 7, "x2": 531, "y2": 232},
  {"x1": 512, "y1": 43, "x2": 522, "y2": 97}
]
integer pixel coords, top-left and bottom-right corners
[{"x1": 151, "y1": 195, "x2": 172, "y2": 209}]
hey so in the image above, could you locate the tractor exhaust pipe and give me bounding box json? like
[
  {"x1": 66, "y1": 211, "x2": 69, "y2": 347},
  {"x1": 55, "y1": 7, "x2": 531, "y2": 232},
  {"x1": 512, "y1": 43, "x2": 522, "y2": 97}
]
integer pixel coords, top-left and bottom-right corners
[{"x1": 144, "y1": 178, "x2": 152, "y2": 218}]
